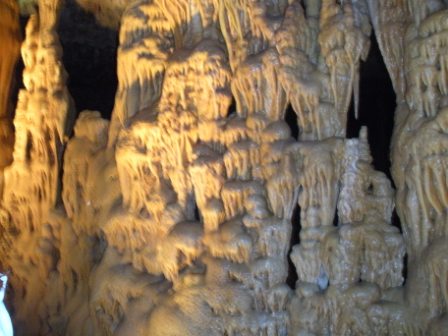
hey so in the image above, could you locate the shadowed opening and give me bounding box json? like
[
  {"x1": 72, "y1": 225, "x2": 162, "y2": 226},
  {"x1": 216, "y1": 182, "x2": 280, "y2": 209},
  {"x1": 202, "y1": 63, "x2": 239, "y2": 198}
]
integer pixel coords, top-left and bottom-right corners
[{"x1": 58, "y1": 0, "x2": 118, "y2": 120}]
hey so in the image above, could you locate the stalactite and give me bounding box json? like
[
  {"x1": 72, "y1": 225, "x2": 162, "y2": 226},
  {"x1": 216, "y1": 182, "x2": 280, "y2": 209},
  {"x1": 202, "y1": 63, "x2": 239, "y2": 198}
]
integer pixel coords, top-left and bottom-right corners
[
  {"x1": 372, "y1": 0, "x2": 448, "y2": 332},
  {"x1": 0, "y1": 0, "x2": 73, "y2": 333}
]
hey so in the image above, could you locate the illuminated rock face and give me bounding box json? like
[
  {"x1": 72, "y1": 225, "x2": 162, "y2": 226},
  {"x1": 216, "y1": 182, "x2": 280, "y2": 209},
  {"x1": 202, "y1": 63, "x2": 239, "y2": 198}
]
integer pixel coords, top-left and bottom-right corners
[
  {"x1": 0, "y1": 0, "x2": 74, "y2": 333},
  {"x1": 0, "y1": 0, "x2": 448, "y2": 335}
]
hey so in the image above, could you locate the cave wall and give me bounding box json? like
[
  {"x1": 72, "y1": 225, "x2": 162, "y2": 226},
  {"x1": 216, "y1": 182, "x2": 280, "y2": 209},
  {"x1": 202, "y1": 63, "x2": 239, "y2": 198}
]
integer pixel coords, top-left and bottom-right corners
[{"x1": 1, "y1": 0, "x2": 448, "y2": 335}]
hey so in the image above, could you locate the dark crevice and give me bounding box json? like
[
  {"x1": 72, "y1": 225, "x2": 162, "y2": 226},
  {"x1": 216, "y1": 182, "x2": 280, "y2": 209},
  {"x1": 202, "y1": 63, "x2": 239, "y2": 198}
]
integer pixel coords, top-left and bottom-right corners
[
  {"x1": 58, "y1": 0, "x2": 118, "y2": 120},
  {"x1": 286, "y1": 202, "x2": 301, "y2": 289},
  {"x1": 194, "y1": 203, "x2": 200, "y2": 221},
  {"x1": 333, "y1": 207, "x2": 339, "y2": 227},
  {"x1": 346, "y1": 32, "x2": 406, "y2": 281},
  {"x1": 227, "y1": 96, "x2": 236, "y2": 117},
  {"x1": 402, "y1": 254, "x2": 408, "y2": 285},
  {"x1": 285, "y1": 104, "x2": 299, "y2": 140},
  {"x1": 349, "y1": 32, "x2": 404, "y2": 235},
  {"x1": 8, "y1": 16, "x2": 28, "y2": 125},
  {"x1": 346, "y1": 33, "x2": 396, "y2": 181},
  {"x1": 392, "y1": 208, "x2": 404, "y2": 285},
  {"x1": 392, "y1": 208, "x2": 402, "y2": 233}
]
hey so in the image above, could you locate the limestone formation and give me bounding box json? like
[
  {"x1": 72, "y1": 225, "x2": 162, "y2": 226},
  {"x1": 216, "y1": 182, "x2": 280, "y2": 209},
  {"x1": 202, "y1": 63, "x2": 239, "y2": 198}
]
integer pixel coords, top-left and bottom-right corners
[
  {"x1": 379, "y1": 0, "x2": 448, "y2": 331},
  {"x1": 0, "y1": 0, "x2": 447, "y2": 335},
  {"x1": 0, "y1": 0, "x2": 74, "y2": 333}
]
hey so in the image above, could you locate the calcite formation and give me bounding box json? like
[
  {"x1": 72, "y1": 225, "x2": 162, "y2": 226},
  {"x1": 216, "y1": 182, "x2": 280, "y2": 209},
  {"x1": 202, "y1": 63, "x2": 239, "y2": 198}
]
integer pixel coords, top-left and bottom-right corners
[{"x1": 0, "y1": 0, "x2": 447, "y2": 335}]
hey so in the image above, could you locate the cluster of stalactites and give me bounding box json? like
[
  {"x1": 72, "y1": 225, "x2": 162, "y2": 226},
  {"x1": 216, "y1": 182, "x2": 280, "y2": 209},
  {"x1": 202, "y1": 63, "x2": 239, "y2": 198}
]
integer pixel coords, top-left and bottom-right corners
[
  {"x1": 200, "y1": 2, "x2": 305, "y2": 334},
  {"x1": 288, "y1": 128, "x2": 405, "y2": 335},
  {"x1": 108, "y1": 0, "x2": 225, "y2": 146},
  {"x1": 218, "y1": 0, "x2": 290, "y2": 72},
  {"x1": 3, "y1": 0, "x2": 69, "y2": 231},
  {"x1": 372, "y1": 0, "x2": 448, "y2": 332},
  {"x1": 389, "y1": 5, "x2": 448, "y2": 258},
  {"x1": 270, "y1": 3, "x2": 406, "y2": 333},
  {"x1": 79, "y1": 1, "x2": 406, "y2": 335},
  {"x1": 99, "y1": 1, "x2": 304, "y2": 334},
  {"x1": 7, "y1": 0, "x2": 448, "y2": 334},
  {"x1": 0, "y1": 0, "x2": 74, "y2": 334},
  {"x1": 274, "y1": 0, "x2": 371, "y2": 141},
  {"x1": 367, "y1": 0, "x2": 411, "y2": 101},
  {"x1": 108, "y1": 41, "x2": 231, "y2": 289}
]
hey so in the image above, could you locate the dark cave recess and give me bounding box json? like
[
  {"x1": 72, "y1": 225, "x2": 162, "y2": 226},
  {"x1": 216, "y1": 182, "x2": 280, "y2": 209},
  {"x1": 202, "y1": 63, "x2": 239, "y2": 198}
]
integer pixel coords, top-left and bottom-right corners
[{"x1": 58, "y1": 0, "x2": 118, "y2": 118}]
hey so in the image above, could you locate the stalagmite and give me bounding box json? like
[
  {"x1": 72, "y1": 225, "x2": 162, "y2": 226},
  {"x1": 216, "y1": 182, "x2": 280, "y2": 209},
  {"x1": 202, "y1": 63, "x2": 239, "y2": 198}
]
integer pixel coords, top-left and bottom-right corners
[
  {"x1": 0, "y1": 0, "x2": 74, "y2": 334},
  {"x1": 1, "y1": 0, "x2": 448, "y2": 334}
]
